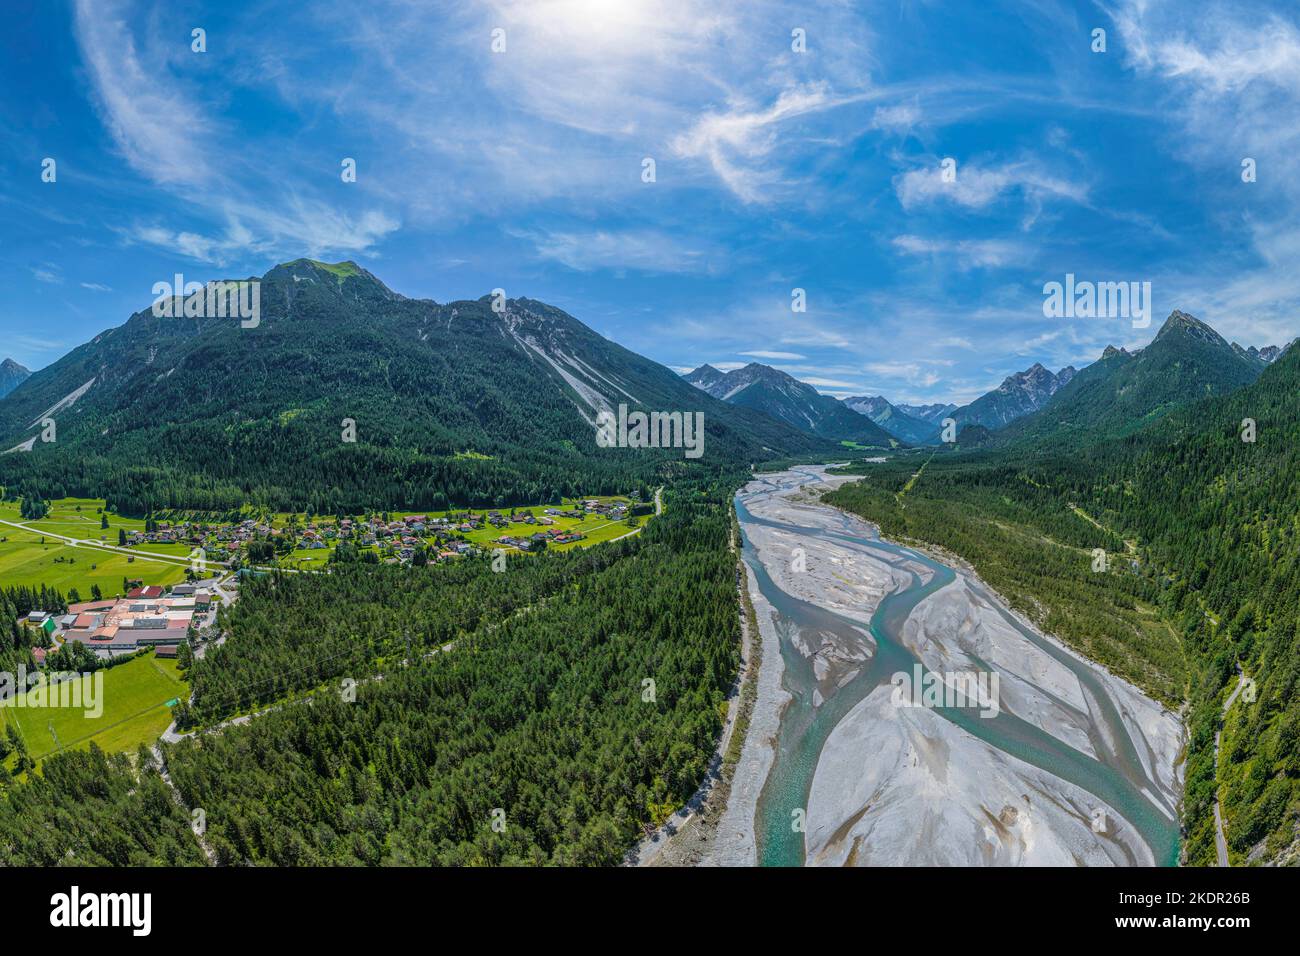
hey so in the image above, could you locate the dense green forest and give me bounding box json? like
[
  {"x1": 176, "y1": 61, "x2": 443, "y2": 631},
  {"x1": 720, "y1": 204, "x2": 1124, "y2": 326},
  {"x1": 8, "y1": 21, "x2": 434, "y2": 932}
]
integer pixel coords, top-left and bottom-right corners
[
  {"x1": 827, "y1": 344, "x2": 1300, "y2": 865},
  {"x1": 824, "y1": 457, "x2": 1185, "y2": 705},
  {"x1": 0, "y1": 474, "x2": 746, "y2": 865}
]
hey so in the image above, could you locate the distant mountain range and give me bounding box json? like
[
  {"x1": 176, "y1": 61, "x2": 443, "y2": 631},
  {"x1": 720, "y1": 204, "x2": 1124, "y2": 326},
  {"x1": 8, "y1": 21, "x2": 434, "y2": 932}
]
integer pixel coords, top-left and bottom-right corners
[
  {"x1": 949, "y1": 363, "x2": 1077, "y2": 433},
  {"x1": 896, "y1": 402, "x2": 956, "y2": 423},
  {"x1": 0, "y1": 358, "x2": 29, "y2": 399},
  {"x1": 841, "y1": 395, "x2": 939, "y2": 445},
  {"x1": 841, "y1": 365, "x2": 1076, "y2": 446},
  {"x1": 685, "y1": 313, "x2": 1289, "y2": 452},
  {"x1": 0, "y1": 260, "x2": 834, "y2": 513},
  {"x1": 684, "y1": 362, "x2": 895, "y2": 446}
]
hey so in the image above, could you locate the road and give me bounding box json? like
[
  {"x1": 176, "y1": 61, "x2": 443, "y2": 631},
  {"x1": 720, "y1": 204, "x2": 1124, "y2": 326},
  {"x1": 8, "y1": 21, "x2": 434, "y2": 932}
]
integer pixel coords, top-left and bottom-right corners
[
  {"x1": 1213, "y1": 669, "x2": 1250, "y2": 866},
  {"x1": 0, "y1": 517, "x2": 231, "y2": 569},
  {"x1": 607, "y1": 486, "x2": 663, "y2": 543}
]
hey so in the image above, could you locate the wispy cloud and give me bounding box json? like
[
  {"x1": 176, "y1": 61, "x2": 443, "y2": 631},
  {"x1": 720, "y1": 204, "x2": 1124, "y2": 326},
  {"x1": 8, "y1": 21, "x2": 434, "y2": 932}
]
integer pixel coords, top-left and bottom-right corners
[
  {"x1": 522, "y1": 228, "x2": 721, "y2": 275},
  {"x1": 740, "y1": 350, "x2": 806, "y2": 360},
  {"x1": 894, "y1": 159, "x2": 1087, "y2": 212},
  {"x1": 892, "y1": 234, "x2": 1029, "y2": 270},
  {"x1": 72, "y1": 0, "x2": 215, "y2": 187},
  {"x1": 672, "y1": 84, "x2": 873, "y2": 202}
]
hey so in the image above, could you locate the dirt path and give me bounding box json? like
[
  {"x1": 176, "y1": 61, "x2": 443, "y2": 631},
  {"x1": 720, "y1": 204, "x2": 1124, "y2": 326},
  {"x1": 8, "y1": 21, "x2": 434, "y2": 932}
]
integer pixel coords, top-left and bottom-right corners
[
  {"x1": 1213, "y1": 669, "x2": 1249, "y2": 866},
  {"x1": 150, "y1": 744, "x2": 217, "y2": 865}
]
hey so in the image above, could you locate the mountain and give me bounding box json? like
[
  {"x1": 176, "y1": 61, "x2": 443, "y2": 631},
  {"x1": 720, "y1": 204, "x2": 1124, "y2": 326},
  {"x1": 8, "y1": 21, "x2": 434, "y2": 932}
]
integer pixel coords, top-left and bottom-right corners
[
  {"x1": 950, "y1": 363, "x2": 1077, "y2": 432},
  {"x1": 841, "y1": 395, "x2": 939, "y2": 445},
  {"x1": 1233, "y1": 341, "x2": 1292, "y2": 366},
  {"x1": 1090, "y1": 344, "x2": 1300, "y2": 864},
  {"x1": 896, "y1": 402, "x2": 956, "y2": 423},
  {"x1": 0, "y1": 260, "x2": 835, "y2": 513},
  {"x1": 0, "y1": 358, "x2": 30, "y2": 399},
  {"x1": 684, "y1": 362, "x2": 895, "y2": 446},
  {"x1": 1000, "y1": 311, "x2": 1265, "y2": 450},
  {"x1": 682, "y1": 363, "x2": 727, "y2": 393}
]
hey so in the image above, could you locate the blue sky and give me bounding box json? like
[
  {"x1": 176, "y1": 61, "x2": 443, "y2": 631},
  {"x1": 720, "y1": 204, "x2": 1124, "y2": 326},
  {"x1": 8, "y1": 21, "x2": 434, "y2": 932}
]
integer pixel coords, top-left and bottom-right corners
[{"x1": 3, "y1": 0, "x2": 1299, "y2": 404}]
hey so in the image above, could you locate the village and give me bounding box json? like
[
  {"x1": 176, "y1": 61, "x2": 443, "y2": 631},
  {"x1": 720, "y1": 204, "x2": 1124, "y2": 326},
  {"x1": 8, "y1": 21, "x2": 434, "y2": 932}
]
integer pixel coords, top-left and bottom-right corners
[{"x1": 123, "y1": 495, "x2": 648, "y2": 569}]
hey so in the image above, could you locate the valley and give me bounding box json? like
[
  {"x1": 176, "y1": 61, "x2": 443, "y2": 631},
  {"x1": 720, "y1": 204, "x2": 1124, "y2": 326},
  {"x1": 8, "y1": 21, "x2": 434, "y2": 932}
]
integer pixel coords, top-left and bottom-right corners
[
  {"x1": 0, "y1": 262, "x2": 1295, "y2": 870},
  {"x1": 709, "y1": 466, "x2": 1182, "y2": 866}
]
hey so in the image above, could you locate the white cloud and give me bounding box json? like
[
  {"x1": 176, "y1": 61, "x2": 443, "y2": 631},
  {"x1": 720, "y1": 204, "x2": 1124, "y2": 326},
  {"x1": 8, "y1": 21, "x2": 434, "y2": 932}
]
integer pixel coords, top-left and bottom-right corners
[
  {"x1": 72, "y1": 0, "x2": 215, "y2": 187},
  {"x1": 740, "y1": 350, "x2": 806, "y2": 360},
  {"x1": 894, "y1": 159, "x2": 1087, "y2": 212},
  {"x1": 871, "y1": 103, "x2": 920, "y2": 132},
  {"x1": 672, "y1": 84, "x2": 872, "y2": 202},
  {"x1": 523, "y1": 228, "x2": 721, "y2": 275},
  {"x1": 80, "y1": 282, "x2": 113, "y2": 292},
  {"x1": 123, "y1": 201, "x2": 400, "y2": 267},
  {"x1": 892, "y1": 234, "x2": 1028, "y2": 270}
]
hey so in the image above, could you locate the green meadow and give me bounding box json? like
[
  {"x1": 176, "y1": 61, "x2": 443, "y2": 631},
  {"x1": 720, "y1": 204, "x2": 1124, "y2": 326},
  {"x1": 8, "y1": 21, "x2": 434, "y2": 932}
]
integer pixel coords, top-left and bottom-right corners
[
  {"x1": 1, "y1": 652, "x2": 186, "y2": 770},
  {"x1": 0, "y1": 498, "x2": 189, "y2": 595}
]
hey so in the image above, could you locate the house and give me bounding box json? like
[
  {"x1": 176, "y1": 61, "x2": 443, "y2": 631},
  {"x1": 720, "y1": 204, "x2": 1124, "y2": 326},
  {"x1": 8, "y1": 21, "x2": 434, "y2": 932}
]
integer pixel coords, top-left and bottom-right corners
[
  {"x1": 194, "y1": 590, "x2": 213, "y2": 610},
  {"x1": 170, "y1": 583, "x2": 196, "y2": 596},
  {"x1": 126, "y1": 585, "x2": 164, "y2": 599},
  {"x1": 26, "y1": 610, "x2": 49, "y2": 625},
  {"x1": 154, "y1": 644, "x2": 180, "y2": 659}
]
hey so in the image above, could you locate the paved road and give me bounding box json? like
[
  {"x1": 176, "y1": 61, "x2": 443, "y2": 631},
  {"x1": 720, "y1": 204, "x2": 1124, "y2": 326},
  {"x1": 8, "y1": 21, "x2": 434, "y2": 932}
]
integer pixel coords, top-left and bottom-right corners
[
  {"x1": 0, "y1": 517, "x2": 231, "y2": 569},
  {"x1": 1213, "y1": 670, "x2": 1250, "y2": 866}
]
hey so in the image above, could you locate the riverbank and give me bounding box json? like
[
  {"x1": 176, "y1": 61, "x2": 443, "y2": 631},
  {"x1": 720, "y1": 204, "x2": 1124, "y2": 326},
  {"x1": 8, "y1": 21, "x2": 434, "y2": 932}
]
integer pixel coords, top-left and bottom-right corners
[{"x1": 722, "y1": 465, "x2": 1185, "y2": 867}]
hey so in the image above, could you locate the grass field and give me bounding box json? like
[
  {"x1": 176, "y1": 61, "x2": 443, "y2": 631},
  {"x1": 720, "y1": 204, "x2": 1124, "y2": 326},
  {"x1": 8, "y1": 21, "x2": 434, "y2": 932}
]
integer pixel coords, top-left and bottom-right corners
[
  {"x1": 0, "y1": 498, "x2": 189, "y2": 595},
  {"x1": 1, "y1": 652, "x2": 186, "y2": 769}
]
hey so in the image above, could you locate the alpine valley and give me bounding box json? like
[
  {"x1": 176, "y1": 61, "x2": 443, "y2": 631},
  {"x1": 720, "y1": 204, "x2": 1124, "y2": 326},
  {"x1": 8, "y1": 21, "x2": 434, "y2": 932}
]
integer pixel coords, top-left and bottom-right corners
[{"x1": 2, "y1": 260, "x2": 1297, "y2": 872}]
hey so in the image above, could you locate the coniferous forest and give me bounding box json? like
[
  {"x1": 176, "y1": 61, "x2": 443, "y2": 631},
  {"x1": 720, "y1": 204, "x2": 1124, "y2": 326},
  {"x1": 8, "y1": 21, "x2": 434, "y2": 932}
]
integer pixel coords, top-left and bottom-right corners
[
  {"x1": 827, "y1": 345, "x2": 1300, "y2": 865},
  {"x1": 0, "y1": 476, "x2": 744, "y2": 865}
]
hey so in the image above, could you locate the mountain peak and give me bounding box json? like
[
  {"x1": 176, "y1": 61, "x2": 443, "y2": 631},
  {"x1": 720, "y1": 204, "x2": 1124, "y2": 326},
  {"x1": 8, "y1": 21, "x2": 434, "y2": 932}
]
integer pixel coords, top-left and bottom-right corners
[
  {"x1": 266, "y1": 259, "x2": 401, "y2": 300},
  {"x1": 683, "y1": 362, "x2": 894, "y2": 445},
  {"x1": 0, "y1": 357, "x2": 30, "y2": 399},
  {"x1": 276, "y1": 258, "x2": 361, "y2": 277},
  {"x1": 1155, "y1": 309, "x2": 1226, "y2": 348}
]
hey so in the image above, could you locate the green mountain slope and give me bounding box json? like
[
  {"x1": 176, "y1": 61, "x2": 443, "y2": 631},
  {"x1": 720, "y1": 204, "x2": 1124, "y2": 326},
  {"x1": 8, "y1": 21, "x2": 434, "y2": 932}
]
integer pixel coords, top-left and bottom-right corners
[
  {"x1": 998, "y1": 311, "x2": 1264, "y2": 450},
  {"x1": 829, "y1": 334, "x2": 1300, "y2": 865},
  {"x1": 0, "y1": 260, "x2": 832, "y2": 512}
]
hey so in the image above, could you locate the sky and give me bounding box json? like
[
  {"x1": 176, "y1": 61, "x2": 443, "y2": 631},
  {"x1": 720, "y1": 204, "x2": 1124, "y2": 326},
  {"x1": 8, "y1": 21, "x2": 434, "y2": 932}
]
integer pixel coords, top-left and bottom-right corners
[{"x1": 2, "y1": 0, "x2": 1300, "y2": 405}]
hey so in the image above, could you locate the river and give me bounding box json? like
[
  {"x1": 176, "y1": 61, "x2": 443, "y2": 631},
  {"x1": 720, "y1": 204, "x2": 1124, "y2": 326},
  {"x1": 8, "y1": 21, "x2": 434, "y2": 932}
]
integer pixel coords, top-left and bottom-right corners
[{"x1": 711, "y1": 465, "x2": 1183, "y2": 867}]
